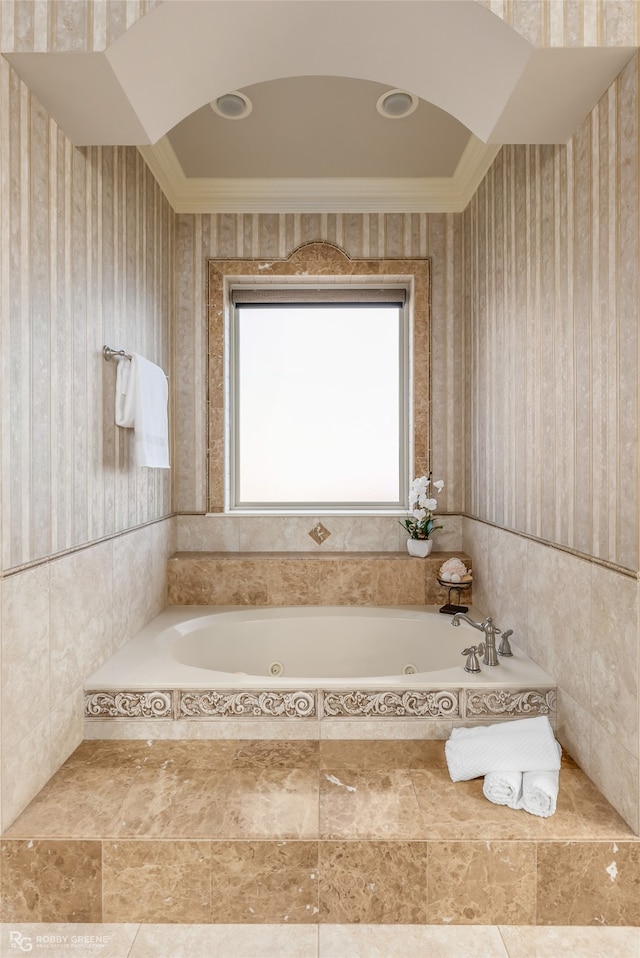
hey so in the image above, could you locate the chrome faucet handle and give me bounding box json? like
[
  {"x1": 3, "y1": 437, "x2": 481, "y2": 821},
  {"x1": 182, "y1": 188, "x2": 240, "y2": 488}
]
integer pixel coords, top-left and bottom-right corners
[
  {"x1": 498, "y1": 628, "x2": 514, "y2": 657},
  {"x1": 462, "y1": 644, "x2": 484, "y2": 673}
]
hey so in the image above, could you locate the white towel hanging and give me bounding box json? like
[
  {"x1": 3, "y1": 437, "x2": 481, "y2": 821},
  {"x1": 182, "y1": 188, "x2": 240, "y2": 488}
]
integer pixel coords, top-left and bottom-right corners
[{"x1": 115, "y1": 353, "x2": 170, "y2": 469}]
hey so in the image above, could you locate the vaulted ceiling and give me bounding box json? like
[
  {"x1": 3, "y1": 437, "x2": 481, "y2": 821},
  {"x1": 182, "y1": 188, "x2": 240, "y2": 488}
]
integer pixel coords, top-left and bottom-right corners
[{"x1": 4, "y1": 1, "x2": 636, "y2": 211}]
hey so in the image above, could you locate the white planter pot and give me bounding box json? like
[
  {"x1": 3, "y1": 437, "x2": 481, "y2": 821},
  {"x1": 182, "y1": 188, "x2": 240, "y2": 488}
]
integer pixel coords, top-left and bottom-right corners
[{"x1": 406, "y1": 538, "x2": 433, "y2": 558}]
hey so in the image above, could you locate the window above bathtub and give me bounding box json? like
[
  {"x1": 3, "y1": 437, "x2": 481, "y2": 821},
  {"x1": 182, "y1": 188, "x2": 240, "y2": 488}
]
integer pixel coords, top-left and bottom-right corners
[
  {"x1": 207, "y1": 242, "x2": 431, "y2": 516},
  {"x1": 230, "y1": 287, "x2": 409, "y2": 512}
]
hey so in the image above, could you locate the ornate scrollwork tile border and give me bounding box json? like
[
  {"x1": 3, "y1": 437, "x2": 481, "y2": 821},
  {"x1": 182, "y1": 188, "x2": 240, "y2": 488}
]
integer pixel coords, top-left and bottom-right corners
[
  {"x1": 464, "y1": 688, "x2": 557, "y2": 718},
  {"x1": 322, "y1": 689, "x2": 460, "y2": 718},
  {"x1": 85, "y1": 686, "x2": 556, "y2": 722},
  {"x1": 85, "y1": 690, "x2": 175, "y2": 719},
  {"x1": 179, "y1": 690, "x2": 317, "y2": 718},
  {"x1": 84, "y1": 689, "x2": 318, "y2": 720}
]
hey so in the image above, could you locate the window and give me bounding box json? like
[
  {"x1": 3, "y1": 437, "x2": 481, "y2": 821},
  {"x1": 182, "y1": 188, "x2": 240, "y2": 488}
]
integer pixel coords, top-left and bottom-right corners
[
  {"x1": 206, "y1": 243, "x2": 431, "y2": 515},
  {"x1": 229, "y1": 288, "x2": 409, "y2": 511}
]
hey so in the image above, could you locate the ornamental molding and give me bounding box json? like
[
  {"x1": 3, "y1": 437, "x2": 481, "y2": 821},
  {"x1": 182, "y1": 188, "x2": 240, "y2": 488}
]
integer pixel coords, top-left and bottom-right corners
[
  {"x1": 464, "y1": 688, "x2": 557, "y2": 717},
  {"x1": 83, "y1": 685, "x2": 557, "y2": 723},
  {"x1": 322, "y1": 689, "x2": 460, "y2": 718},
  {"x1": 179, "y1": 689, "x2": 317, "y2": 718},
  {"x1": 138, "y1": 135, "x2": 500, "y2": 214},
  {"x1": 85, "y1": 690, "x2": 173, "y2": 719}
]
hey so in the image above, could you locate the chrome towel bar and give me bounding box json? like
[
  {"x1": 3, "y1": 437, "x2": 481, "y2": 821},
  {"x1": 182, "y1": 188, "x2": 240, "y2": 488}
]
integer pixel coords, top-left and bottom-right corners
[
  {"x1": 103, "y1": 345, "x2": 132, "y2": 362},
  {"x1": 103, "y1": 345, "x2": 168, "y2": 380}
]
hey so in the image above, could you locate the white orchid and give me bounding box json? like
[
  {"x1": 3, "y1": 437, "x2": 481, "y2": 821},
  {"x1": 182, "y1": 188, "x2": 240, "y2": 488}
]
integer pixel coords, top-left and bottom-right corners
[{"x1": 401, "y1": 473, "x2": 445, "y2": 540}]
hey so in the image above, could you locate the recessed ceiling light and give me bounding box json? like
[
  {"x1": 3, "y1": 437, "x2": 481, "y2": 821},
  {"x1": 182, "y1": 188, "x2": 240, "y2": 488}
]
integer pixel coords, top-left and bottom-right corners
[
  {"x1": 210, "y1": 92, "x2": 252, "y2": 120},
  {"x1": 376, "y1": 89, "x2": 418, "y2": 119}
]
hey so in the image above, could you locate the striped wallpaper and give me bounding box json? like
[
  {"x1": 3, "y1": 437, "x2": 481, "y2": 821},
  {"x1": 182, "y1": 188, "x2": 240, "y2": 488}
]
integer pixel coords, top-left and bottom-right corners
[
  {"x1": 464, "y1": 52, "x2": 639, "y2": 572},
  {"x1": 3, "y1": 1, "x2": 637, "y2": 54},
  {"x1": 0, "y1": 53, "x2": 174, "y2": 571},
  {"x1": 477, "y1": 0, "x2": 640, "y2": 47},
  {"x1": 0, "y1": 0, "x2": 159, "y2": 52},
  {"x1": 3, "y1": 0, "x2": 639, "y2": 571}
]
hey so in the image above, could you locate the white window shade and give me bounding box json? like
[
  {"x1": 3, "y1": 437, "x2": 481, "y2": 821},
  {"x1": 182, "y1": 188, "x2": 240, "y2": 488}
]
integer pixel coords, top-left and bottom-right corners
[{"x1": 229, "y1": 290, "x2": 410, "y2": 512}]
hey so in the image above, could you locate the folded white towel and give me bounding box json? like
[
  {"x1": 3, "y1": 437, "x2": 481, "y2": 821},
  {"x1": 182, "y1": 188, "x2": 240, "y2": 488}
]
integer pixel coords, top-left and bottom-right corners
[
  {"x1": 483, "y1": 770, "x2": 523, "y2": 809},
  {"x1": 115, "y1": 353, "x2": 170, "y2": 469},
  {"x1": 445, "y1": 716, "x2": 561, "y2": 782}
]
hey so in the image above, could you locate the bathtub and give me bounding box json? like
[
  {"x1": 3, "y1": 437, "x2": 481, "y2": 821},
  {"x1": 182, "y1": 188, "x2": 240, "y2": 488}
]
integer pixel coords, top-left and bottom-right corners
[
  {"x1": 165, "y1": 606, "x2": 491, "y2": 683},
  {"x1": 85, "y1": 605, "x2": 556, "y2": 739}
]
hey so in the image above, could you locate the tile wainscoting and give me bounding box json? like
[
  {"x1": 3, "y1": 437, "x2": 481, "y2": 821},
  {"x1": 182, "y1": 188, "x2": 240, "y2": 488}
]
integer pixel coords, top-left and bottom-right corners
[
  {"x1": 0, "y1": 519, "x2": 176, "y2": 831},
  {"x1": 87, "y1": 551, "x2": 557, "y2": 740},
  {"x1": 463, "y1": 517, "x2": 640, "y2": 836}
]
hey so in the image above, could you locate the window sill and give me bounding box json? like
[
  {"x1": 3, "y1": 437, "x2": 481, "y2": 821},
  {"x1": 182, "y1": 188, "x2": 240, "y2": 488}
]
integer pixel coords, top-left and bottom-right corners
[{"x1": 208, "y1": 510, "x2": 407, "y2": 518}]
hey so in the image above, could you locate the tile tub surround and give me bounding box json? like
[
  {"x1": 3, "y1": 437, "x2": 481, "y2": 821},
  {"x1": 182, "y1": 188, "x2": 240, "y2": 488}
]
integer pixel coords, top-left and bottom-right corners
[
  {"x1": 82, "y1": 602, "x2": 555, "y2": 739},
  {"x1": 176, "y1": 513, "x2": 465, "y2": 555},
  {"x1": 0, "y1": 519, "x2": 176, "y2": 833},
  {"x1": 167, "y1": 551, "x2": 473, "y2": 606},
  {"x1": 1, "y1": 739, "x2": 638, "y2": 928},
  {"x1": 463, "y1": 516, "x2": 640, "y2": 836}
]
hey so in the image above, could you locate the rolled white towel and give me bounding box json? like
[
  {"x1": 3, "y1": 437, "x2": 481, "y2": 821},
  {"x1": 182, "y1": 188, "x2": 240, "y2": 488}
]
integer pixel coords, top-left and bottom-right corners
[
  {"x1": 520, "y1": 769, "x2": 559, "y2": 817},
  {"x1": 445, "y1": 716, "x2": 561, "y2": 782},
  {"x1": 520, "y1": 742, "x2": 562, "y2": 817},
  {"x1": 483, "y1": 770, "x2": 523, "y2": 809}
]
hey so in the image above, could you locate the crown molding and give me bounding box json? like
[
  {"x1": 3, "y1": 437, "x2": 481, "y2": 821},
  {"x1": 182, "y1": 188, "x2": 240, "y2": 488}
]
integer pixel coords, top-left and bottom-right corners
[
  {"x1": 453, "y1": 137, "x2": 502, "y2": 209},
  {"x1": 138, "y1": 135, "x2": 501, "y2": 214}
]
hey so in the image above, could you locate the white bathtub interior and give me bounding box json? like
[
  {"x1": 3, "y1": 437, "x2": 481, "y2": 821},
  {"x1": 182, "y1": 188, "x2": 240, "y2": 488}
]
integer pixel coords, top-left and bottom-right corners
[{"x1": 87, "y1": 605, "x2": 554, "y2": 691}]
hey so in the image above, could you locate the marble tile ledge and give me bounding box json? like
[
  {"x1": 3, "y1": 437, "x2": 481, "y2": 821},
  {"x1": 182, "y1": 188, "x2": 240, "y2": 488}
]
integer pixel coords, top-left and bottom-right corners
[{"x1": 167, "y1": 550, "x2": 473, "y2": 606}]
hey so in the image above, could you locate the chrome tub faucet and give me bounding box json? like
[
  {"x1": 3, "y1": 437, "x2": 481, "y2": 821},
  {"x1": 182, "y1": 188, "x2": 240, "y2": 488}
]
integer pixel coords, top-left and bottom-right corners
[{"x1": 452, "y1": 613, "x2": 502, "y2": 666}]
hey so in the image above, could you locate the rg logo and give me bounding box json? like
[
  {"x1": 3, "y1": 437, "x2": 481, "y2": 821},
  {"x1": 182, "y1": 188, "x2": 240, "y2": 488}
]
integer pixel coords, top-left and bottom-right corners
[{"x1": 9, "y1": 931, "x2": 33, "y2": 952}]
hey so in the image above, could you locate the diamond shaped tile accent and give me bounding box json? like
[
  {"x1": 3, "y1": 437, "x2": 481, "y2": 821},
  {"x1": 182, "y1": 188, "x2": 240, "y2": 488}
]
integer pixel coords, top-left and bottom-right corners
[{"x1": 308, "y1": 522, "x2": 331, "y2": 545}]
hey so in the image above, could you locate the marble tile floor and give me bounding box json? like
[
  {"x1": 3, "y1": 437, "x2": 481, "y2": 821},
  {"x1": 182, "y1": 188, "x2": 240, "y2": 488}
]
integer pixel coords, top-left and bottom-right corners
[
  {"x1": 1, "y1": 740, "x2": 639, "y2": 943},
  {"x1": 1, "y1": 922, "x2": 639, "y2": 958}
]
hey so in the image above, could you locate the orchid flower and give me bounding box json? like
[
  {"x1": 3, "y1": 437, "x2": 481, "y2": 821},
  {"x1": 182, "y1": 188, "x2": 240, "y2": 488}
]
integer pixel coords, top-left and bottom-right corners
[{"x1": 400, "y1": 473, "x2": 445, "y2": 540}]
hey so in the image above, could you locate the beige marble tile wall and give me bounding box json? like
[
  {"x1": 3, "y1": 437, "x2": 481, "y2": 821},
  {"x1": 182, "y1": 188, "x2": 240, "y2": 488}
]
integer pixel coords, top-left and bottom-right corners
[
  {"x1": 476, "y1": 0, "x2": 640, "y2": 46},
  {"x1": 0, "y1": 517, "x2": 175, "y2": 831},
  {"x1": 167, "y1": 550, "x2": 471, "y2": 606},
  {"x1": 464, "y1": 518, "x2": 639, "y2": 834},
  {"x1": 176, "y1": 514, "x2": 464, "y2": 554},
  {"x1": 175, "y1": 212, "x2": 465, "y2": 551},
  {"x1": 0, "y1": 44, "x2": 175, "y2": 828},
  {"x1": 461, "y1": 53, "x2": 640, "y2": 835}
]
